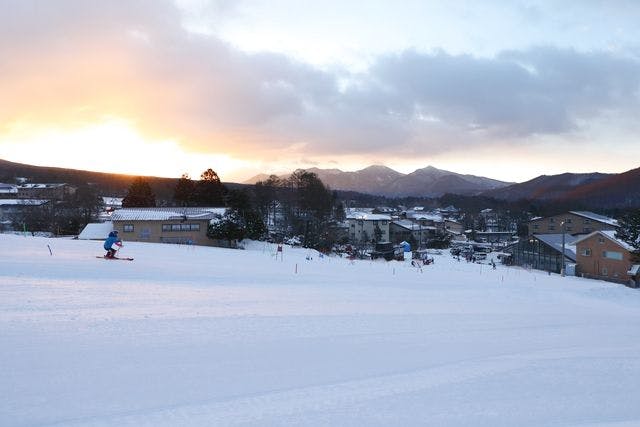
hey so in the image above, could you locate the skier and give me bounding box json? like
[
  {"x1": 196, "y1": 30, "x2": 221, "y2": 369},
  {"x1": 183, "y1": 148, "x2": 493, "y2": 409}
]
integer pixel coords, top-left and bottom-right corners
[{"x1": 103, "y1": 230, "x2": 122, "y2": 258}]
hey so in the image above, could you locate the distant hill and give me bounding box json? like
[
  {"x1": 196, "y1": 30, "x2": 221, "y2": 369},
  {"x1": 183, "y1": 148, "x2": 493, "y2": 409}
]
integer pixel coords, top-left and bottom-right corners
[
  {"x1": 246, "y1": 164, "x2": 511, "y2": 197},
  {"x1": 482, "y1": 172, "x2": 611, "y2": 201},
  {"x1": 0, "y1": 159, "x2": 210, "y2": 201},
  {"x1": 481, "y1": 167, "x2": 640, "y2": 208}
]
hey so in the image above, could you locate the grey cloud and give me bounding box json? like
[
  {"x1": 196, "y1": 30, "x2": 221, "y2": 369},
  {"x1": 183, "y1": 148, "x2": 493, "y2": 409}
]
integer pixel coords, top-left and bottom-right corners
[{"x1": 1, "y1": 0, "x2": 639, "y2": 161}]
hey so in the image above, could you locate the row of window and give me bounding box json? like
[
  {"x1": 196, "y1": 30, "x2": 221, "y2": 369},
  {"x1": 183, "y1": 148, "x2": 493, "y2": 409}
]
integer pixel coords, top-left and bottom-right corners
[
  {"x1": 162, "y1": 224, "x2": 200, "y2": 232},
  {"x1": 548, "y1": 217, "x2": 590, "y2": 224},
  {"x1": 579, "y1": 248, "x2": 623, "y2": 260},
  {"x1": 121, "y1": 223, "x2": 201, "y2": 233},
  {"x1": 532, "y1": 224, "x2": 591, "y2": 233}
]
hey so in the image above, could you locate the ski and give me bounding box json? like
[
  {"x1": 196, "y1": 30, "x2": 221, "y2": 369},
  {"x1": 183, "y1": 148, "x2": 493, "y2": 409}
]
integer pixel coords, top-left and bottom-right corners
[{"x1": 96, "y1": 256, "x2": 134, "y2": 261}]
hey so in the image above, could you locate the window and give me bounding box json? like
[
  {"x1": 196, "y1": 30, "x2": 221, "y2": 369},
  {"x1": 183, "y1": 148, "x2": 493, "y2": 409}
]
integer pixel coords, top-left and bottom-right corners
[
  {"x1": 602, "y1": 251, "x2": 623, "y2": 260},
  {"x1": 583, "y1": 227, "x2": 591, "y2": 233},
  {"x1": 163, "y1": 223, "x2": 201, "y2": 232},
  {"x1": 566, "y1": 226, "x2": 572, "y2": 232},
  {"x1": 565, "y1": 218, "x2": 572, "y2": 224},
  {"x1": 580, "y1": 248, "x2": 592, "y2": 256},
  {"x1": 549, "y1": 218, "x2": 555, "y2": 223},
  {"x1": 602, "y1": 267, "x2": 608, "y2": 276},
  {"x1": 597, "y1": 237, "x2": 605, "y2": 244},
  {"x1": 584, "y1": 219, "x2": 591, "y2": 224},
  {"x1": 533, "y1": 224, "x2": 539, "y2": 229},
  {"x1": 548, "y1": 225, "x2": 555, "y2": 231},
  {"x1": 123, "y1": 224, "x2": 134, "y2": 232}
]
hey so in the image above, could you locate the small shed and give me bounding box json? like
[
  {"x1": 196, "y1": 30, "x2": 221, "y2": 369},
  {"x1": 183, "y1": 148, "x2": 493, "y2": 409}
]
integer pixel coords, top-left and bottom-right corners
[{"x1": 78, "y1": 222, "x2": 113, "y2": 240}]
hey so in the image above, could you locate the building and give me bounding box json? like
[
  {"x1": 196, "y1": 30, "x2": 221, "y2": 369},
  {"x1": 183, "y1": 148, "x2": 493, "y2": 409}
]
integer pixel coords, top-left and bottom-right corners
[
  {"x1": 528, "y1": 211, "x2": 618, "y2": 236},
  {"x1": 389, "y1": 219, "x2": 434, "y2": 246},
  {"x1": 346, "y1": 212, "x2": 390, "y2": 245},
  {"x1": 0, "y1": 183, "x2": 18, "y2": 198},
  {"x1": 16, "y1": 183, "x2": 77, "y2": 201},
  {"x1": 574, "y1": 230, "x2": 639, "y2": 286},
  {"x1": 506, "y1": 233, "x2": 577, "y2": 274},
  {"x1": 111, "y1": 207, "x2": 227, "y2": 246}
]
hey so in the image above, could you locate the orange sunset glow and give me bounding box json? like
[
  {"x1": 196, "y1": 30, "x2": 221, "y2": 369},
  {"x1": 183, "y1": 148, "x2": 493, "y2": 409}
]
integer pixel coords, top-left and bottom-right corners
[{"x1": 1, "y1": 1, "x2": 639, "y2": 182}]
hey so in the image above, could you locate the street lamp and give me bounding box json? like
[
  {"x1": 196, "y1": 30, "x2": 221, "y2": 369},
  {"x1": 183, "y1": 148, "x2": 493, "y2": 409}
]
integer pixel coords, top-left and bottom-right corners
[{"x1": 561, "y1": 220, "x2": 566, "y2": 277}]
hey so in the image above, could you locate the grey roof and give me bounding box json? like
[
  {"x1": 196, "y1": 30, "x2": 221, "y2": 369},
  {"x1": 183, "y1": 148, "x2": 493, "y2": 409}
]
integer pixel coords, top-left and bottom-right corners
[
  {"x1": 534, "y1": 233, "x2": 578, "y2": 261},
  {"x1": 112, "y1": 207, "x2": 226, "y2": 221},
  {"x1": 569, "y1": 211, "x2": 618, "y2": 227}
]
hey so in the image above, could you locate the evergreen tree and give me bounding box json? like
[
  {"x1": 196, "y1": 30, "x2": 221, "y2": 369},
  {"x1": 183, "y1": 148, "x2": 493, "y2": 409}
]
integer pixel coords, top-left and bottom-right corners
[
  {"x1": 173, "y1": 173, "x2": 196, "y2": 206},
  {"x1": 616, "y1": 210, "x2": 640, "y2": 261},
  {"x1": 122, "y1": 177, "x2": 156, "y2": 207},
  {"x1": 194, "y1": 168, "x2": 225, "y2": 206},
  {"x1": 226, "y1": 188, "x2": 267, "y2": 240},
  {"x1": 207, "y1": 212, "x2": 245, "y2": 246}
]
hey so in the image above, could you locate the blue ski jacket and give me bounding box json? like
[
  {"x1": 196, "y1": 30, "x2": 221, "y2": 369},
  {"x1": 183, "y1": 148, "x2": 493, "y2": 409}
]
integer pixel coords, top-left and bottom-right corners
[{"x1": 104, "y1": 231, "x2": 122, "y2": 250}]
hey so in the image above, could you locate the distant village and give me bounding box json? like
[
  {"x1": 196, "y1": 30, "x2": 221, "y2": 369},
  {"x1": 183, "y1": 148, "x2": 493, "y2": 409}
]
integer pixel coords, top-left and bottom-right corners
[{"x1": 1, "y1": 175, "x2": 638, "y2": 288}]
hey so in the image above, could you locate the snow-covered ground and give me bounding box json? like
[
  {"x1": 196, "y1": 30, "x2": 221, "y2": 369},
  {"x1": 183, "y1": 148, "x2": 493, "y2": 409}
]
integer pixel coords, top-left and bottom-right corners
[{"x1": 1, "y1": 234, "x2": 640, "y2": 427}]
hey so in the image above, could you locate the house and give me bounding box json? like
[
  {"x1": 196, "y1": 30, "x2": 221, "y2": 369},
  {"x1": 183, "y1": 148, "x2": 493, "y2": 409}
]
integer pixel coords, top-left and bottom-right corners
[
  {"x1": 444, "y1": 219, "x2": 464, "y2": 234},
  {"x1": 346, "y1": 212, "x2": 391, "y2": 245},
  {"x1": 390, "y1": 219, "x2": 435, "y2": 246},
  {"x1": 111, "y1": 207, "x2": 227, "y2": 246},
  {"x1": 527, "y1": 211, "x2": 618, "y2": 236},
  {"x1": 101, "y1": 197, "x2": 123, "y2": 211},
  {"x1": 574, "y1": 230, "x2": 639, "y2": 286},
  {"x1": 505, "y1": 233, "x2": 577, "y2": 274}
]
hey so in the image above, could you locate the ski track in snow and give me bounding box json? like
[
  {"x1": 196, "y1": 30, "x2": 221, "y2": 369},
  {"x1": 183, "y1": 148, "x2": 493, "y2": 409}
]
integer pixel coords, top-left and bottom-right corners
[{"x1": 1, "y1": 234, "x2": 640, "y2": 427}]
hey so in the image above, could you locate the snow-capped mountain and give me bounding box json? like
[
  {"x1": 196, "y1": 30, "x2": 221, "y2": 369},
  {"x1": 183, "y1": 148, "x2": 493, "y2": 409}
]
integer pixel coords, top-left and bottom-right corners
[{"x1": 246, "y1": 165, "x2": 511, "y2": 197}]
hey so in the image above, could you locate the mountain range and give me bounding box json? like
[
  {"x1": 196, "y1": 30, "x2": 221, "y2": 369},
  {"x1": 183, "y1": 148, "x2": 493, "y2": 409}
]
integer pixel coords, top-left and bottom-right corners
[
  {"x1": 246, "y1": 165, "x2": 512, "y2": 197},
  {"x1": 247, "y1": 163, "x2": 640, "y2": 208},
  {"x1": 2, "y1": 158, "x2": 640, "y2": 208}
]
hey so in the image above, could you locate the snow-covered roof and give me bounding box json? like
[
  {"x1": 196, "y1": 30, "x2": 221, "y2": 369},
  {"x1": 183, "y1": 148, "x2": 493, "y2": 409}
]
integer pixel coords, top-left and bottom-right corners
[
  {"x1": 0, "y1": 183, "x2": 18, "y2": 193},
  {"x1": 112, "y1": 207, "x2": 226, "y2": 221},
  {"x1": 78, "y1": 222, "x2": 113, "y2": 240},
  {"x1": 346, "y1": 212, "x2": 391, "y2": 221},
  {"x1": 0, "y1": 199, "x2": 49, "y2": 206},
  {"x1": 19, "y1": 183, "x2": 68, "y2": 189},
  {"x1": 407, "y1": 212, "x2": 443, "y2": 222},
  {"x1": 391, "y1": 220, "x2": 435, "y2": 231},
  {"x1": 101, "y1": 197, "x2": 123, "y2": 206},
  {"x1": 628, "y1": 265, "x2": 640, "y2": 276},
  {"x1": 573, "y1": 229, "x2": 635, "y2": 252},
  {"x1": 569, "y1": 211, "x2": 618, "y2": 227},
  {"x1": 534, "y1": 233, "x2": 578, "y2": 261}
]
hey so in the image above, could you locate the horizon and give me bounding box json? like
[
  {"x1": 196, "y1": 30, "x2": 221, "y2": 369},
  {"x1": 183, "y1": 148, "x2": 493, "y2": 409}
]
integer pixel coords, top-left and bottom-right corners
[
  {"x1": 2, "y1": 156, "x2": 623, "y2": 186},
  {"x1": 1, "y1": 1, "x2": 639, "y2": 183}
]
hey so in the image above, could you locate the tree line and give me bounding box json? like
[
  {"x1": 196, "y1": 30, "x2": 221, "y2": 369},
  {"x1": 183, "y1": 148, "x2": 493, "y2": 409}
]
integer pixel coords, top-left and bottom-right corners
[{"x1": 121, "y1": 168, "x2": 344, "y2": 249}]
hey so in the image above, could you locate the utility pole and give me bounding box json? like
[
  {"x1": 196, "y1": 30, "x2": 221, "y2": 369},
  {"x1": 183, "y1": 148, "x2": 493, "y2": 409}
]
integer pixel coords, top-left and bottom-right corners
[{"x1": 561, "y1": 220, "x2": 566, "y2": 277}]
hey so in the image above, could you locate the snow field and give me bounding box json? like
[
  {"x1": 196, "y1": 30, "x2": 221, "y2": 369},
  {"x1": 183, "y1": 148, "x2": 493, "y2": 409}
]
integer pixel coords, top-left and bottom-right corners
[{"x1": 1, "y1": 234, "x2": 640, "y2": 426}]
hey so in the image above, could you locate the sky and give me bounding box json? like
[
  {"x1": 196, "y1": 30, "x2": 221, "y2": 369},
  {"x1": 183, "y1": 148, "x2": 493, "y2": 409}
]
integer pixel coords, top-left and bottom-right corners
[{"x1": 1, "y1": 0, "x2": 639, "y2": 183}]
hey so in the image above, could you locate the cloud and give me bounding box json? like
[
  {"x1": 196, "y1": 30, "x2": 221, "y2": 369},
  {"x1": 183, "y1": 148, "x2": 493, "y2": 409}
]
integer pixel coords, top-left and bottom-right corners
[{"x1": 1, "y1": 0, "x2": 639, "y2": 167}]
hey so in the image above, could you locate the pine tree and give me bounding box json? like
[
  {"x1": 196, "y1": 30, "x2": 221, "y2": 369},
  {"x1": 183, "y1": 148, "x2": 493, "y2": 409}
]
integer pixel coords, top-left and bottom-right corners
[
  {"x1": 615, "y1": 210, "x2": 640, "y2": 262},
  {"x1": 194, "y1": 168, "x2": 225, "y2": 206},
  {"x1": 122, "y1": 177, "x2": 156, "y2": 207},
  {"x1": 173, "y1": 173, "x2": 196, "y2": 206}
]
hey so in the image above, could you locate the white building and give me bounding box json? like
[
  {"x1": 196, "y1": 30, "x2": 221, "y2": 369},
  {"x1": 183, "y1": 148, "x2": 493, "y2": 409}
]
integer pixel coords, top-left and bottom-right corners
[{"x1": 346, "y1": 212, "x2": 391, "y2": 245}]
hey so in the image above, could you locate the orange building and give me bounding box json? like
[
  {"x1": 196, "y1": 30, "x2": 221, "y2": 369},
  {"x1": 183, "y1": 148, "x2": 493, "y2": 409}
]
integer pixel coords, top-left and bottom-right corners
[{"x1": 574, "y1": 230, "x2": 639, "y2": 286}]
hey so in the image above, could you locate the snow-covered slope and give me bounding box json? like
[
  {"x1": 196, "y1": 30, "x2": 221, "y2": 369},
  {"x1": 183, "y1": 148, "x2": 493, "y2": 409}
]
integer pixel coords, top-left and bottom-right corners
[{"x1": 2, "y1": 234, "x2": 640, "y2": 426}]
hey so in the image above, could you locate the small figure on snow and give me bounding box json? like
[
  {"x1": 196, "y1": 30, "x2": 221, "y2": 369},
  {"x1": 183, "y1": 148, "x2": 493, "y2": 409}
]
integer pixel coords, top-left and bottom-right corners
[{"x1": 103, "y1": 230, "x2": 122, "y2": 258}]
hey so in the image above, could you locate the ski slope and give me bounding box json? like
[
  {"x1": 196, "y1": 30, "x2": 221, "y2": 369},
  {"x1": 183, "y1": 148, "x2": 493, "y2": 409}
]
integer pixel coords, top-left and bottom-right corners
[{"x1": 1, "y1": 233, "x2": 640, "y2": 427}]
